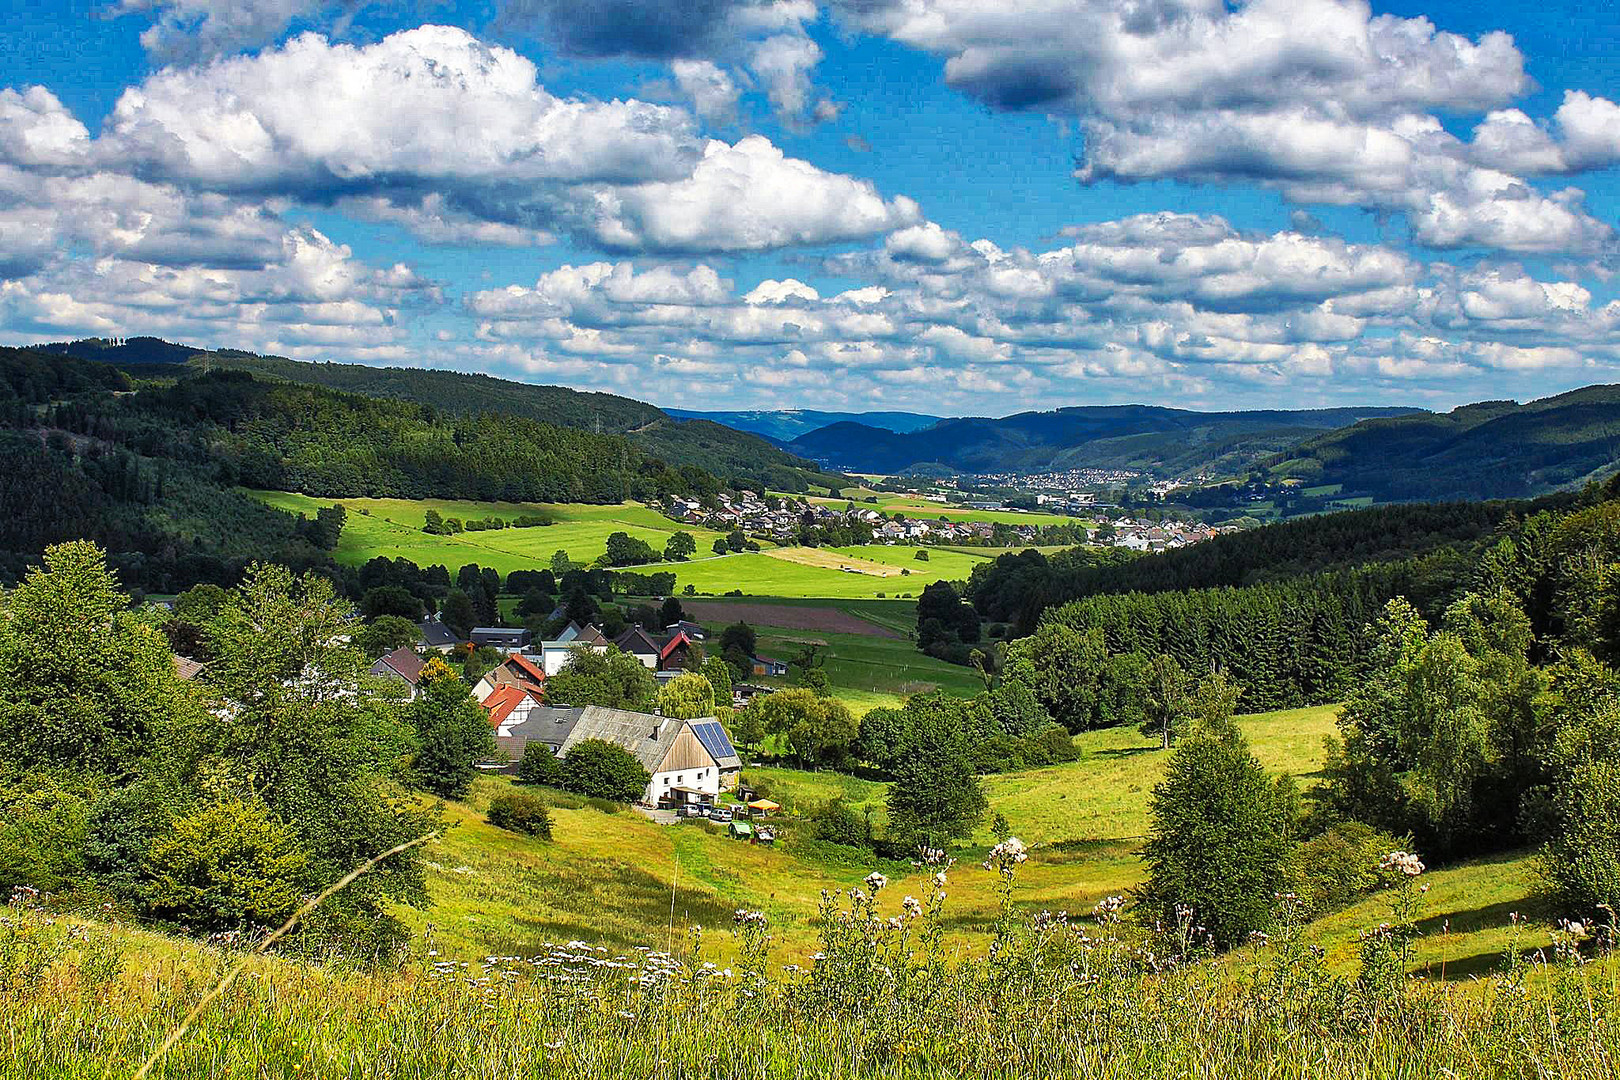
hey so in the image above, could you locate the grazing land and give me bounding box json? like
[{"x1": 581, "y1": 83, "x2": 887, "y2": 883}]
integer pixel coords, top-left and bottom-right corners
[
  {"x1": 752, "y1": 628, "x2": 986, "y2": 703},
  {"x1": 249, "y1": 491, "x2": 735, "y2": 572},
  {"x1": 394, "y1": 702, "x2": 1551, "y2": 974},
  {"x1": 248, "y1": 490, "x2": 992, "y2": 597}
]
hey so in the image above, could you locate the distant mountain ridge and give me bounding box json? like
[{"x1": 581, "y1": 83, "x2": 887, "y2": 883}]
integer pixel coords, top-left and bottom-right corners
[
  {"x1": 32, "y1": 338, "x2": 845, "y2": 492},
  {"x1": 665, "y1": 407, "x2": 945, "y2": 442},
  {"x1": 782, "y1": 404, "x2": 1424, "y2": 478}
]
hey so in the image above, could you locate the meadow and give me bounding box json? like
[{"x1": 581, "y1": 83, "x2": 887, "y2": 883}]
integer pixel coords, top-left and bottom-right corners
[
  {"x1": 4, "y1": 699, "x2": 1603, "y2": 1080},
  {"x1": 376, "y1": 703, "x2": 1556, "y2": 977},
  {"x1": 793, "y1": 490, "x2": 1088, "y2": 528},
  {"x1": 249, "y1": 491, "x2": 735, "y2": 574},
  {"x1": 249, "y1": 490, "x2": 994, "y2": 598}
]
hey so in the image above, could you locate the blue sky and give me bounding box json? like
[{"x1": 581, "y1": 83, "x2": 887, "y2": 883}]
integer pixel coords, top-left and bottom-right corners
[{"x1": 2, "y1": 1, "x2": 1618, "y2": 416}]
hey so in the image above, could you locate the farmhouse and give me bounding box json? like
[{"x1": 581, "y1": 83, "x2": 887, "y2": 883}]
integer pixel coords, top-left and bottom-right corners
[
  {"x1": 369, "y1": 646, "x2": 425, "y2": 698},
  {"x1": 485, "y1": 705, "x2": 741, "y2": 806}
]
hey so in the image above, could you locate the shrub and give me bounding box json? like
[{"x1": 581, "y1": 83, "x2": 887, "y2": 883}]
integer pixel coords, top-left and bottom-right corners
[
  {"x1": 559, "y1": 740, "x2": 651, "y2": 803},
  {"x1": 515, "y1": 743, "x2": 563, "y2": 786},
  {"x1": 809, "y1": 799, "x2": 872, "y2": 850},
  {"x1": 142, "y1": 799, "x2": 308, "y2": 933},
  {"x1": 487, "y1": 791, "x2": 553, "y2": 838},
  {"x1": 1539, "y1": 759, "x2": 1620, "y2": 916},
  {"x1": 1289, "y1": 821, "x2": 1407, "y2": 915}
]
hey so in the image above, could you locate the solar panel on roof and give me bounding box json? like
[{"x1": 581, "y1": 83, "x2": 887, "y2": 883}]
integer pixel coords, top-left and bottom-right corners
[{"x1": 691, "y1": 720, "x2": 737, "y2": 761}]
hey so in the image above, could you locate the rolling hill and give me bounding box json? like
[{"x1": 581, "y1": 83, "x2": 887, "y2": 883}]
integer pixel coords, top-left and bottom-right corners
[
  {"x1": 34, "y1": 338, "x2": 846, "y2": 493},
  {"x1": 1274, "y1": 385, "x2": 1620, "y2": 501},
  {"x1": 783, "y1": 404, "x2": 1421, "y2": 477}
]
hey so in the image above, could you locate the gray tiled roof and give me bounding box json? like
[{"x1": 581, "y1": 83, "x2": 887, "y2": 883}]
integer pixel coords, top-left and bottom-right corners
[{"x1": 560, "y1": 706, "x2": 687, "y2": 774}]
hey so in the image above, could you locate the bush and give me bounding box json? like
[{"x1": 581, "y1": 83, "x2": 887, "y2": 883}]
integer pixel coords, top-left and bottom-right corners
[
  {"x1": 487, "y1": 791, "x2": 553, "y2": 838},
  {"x1": 1138, "y1": 724, "x2": 1294, "y2": 950},
  {"x1": 142, "y1": 799, "x2": 308, "y2": 933},
  {"x1": 1539, "y1": 759, "x2": 1620, "y2": 916},
  {"x1": 515, "y1": 742, "x2": 563, "y2": 786},
  {"x1": 1289, "y1": 821, "x2": 1407, "y2": 915},
  {"x1": 809, "y1": 799, "x2": 872, "y2": 850},
  {"x1": 560, "y1": 740, "x2": 652, "y2": 803}
]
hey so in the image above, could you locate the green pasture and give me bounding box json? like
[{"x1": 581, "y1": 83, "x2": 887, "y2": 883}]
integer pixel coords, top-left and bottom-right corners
[
  {"x1": 248, "y1": 491, "x2": 732, "y2": 573},
  {"x1": 753, "y1": 628, "x2": 985, "y2": 700},
  {"x1": 400, "y1": 700, "x2": 1551, "y2": 973},
  {"x1": 619, "y1": 550, "x2": 924, "y2": 598},
  {"x1": 825, "y1": 544, "x2": 992, "y2": 581},
  {"x1": 789, "y1": 490, "x2": 1084, "y2": 528}
]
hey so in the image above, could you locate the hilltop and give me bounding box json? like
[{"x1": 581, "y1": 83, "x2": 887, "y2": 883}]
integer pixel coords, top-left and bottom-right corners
[{"x1": 667, "y1": 407, "x2": 945, "y2": 442}]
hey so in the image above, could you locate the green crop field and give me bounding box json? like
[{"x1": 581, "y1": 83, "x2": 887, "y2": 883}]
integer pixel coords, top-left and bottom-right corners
[{"x1": 249, "y1": 491, "x2": 734, "y2": 574}]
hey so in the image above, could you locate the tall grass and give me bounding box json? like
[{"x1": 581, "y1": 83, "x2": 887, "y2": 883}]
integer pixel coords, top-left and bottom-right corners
[{"x1": 3, "y1": 858, "x2": 1616, "y2": 1079}]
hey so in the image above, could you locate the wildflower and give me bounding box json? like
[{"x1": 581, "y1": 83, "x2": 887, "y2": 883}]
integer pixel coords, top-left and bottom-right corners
[
  {"x1": 983, "y1": 837, "x2": 1028, "y2": 872},
  {"x1": 1248, "y1": 930, "x2": 1270, "y2": 947},
  {"x1": 902, "y1": 895, "x2": 923, "y2": 920},
  {"x1": 1379, "y1": 850, "x2": 1425, "y2": 877},
  {"x1": 865, "y1": 872, "x2": 888, "y2": 893},
  {"x1": 932, "y1": 871, "x2": 948, "y2": 889}
]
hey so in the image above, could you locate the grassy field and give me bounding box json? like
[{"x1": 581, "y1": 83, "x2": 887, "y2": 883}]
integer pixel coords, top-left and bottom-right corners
[
  {"x1": 394, "y1": 701, "x2": 1554, "y2": 975},
  {"x1": 672, "y1": 595, "x2": 920, "y2": 636},
  {"x1": 0, "y1": 704, "x2": 1591, "y2": 1079},
  {"x1": 792, "y1": 490, "x2": 1087, "y2": 528},
  {"x1": 249, "y1": 491, "x2": 734, "y2": 574},
  {"x1": 752, "y1": 628, "x2": 985, "y2": 702},
  {"x1": 616, "y1": 550, "x2": 926, "y2": 598}
]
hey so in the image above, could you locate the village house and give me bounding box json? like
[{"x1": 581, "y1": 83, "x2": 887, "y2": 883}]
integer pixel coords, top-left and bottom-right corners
[
  {"x1": 369, "y1": 645, "x2": 426, "y2": 698},
  {"x1": 482, "y1": 683, "x2": 543, "y2": 732},
  {"x1": 538, "y1": 623, "x2": 609, "y2": 676},
  {"x1": 750, "y1": 656, "x2": 788, "y2": 678},
  {"x1": 416, "y1": 614, "x2": 460, "y2": 652},
  {"x1": 471, "y1": 650, "x2": 547, "y2": 702}
]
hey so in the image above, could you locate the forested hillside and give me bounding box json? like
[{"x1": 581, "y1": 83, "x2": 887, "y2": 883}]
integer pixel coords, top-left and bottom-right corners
[
  {"x1": 0, "y1": 346, "x2": 738, "y2": 591},
  {"x1": 1276, "y1": 384, "x2": 1620, "y2": 500},
  {"x1": 784, "y1": 404, "x2": 1419, "y2": 476},
  {"x1": 967, "y1": 499, "x2": 1559, "y2": 625},
  {"x1": 38, "y1": 339, "x2": 844, "y2": 493}
]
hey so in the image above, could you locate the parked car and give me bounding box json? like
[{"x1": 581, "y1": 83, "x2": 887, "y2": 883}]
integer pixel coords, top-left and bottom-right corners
[
  {"x1": 708, "y1": 806, "x2": 733, "y2": 823},
  {"x1": 679, "y1": 804, "x2": 705, "y2": 818}
]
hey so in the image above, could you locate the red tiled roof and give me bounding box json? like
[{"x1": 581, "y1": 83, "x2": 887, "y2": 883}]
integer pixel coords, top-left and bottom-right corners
[
  {"x1": 481, "y1": 684, "x2": 538, "y2": 727},
  {"x1": 658, "y1": 630, "x2": 690, "y2": 661},
  {"x1": 505, "y1": 652, "x2": 547, "y2": 685}
]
